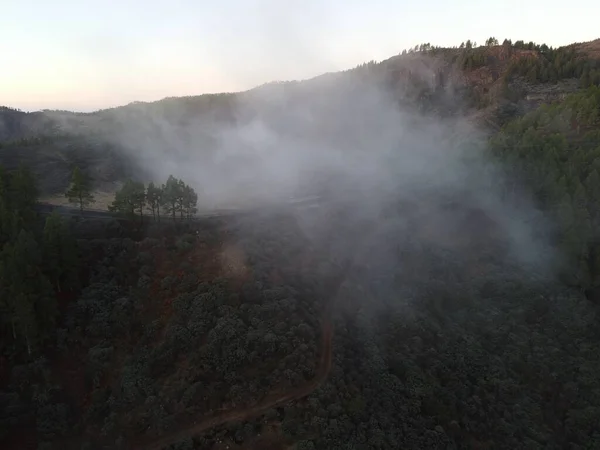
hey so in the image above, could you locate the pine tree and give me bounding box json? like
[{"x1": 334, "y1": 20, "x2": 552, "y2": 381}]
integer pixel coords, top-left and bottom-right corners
[
  {"x1": 109, "y1": 184, "x2": 134, "y2": 218},
  {"x1": 65, "y1": 166, "x2": 95, "y2": 215},
  {"x1": 176, "y1": 179, "x2": 186, "y2": 219},
  {"x1": 133, "y1": 182, "x2": 146, "y2": 221},
  {"x1": 109, "y1": 179, "x2": 146, "y2": 220},
  {"x1": 162, "y1": 175, "x2": 182, "y2": 222},
  {"x1": 182, "y1": 184, "x2": 198, "y2": 219},
  {"x1": 146, "y1": 182, "x2": 162, "y2": 221}
]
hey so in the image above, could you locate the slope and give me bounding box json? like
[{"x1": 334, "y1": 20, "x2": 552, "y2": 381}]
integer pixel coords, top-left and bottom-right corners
[{"x1": 0, "y1": 38, "x2": 599, "y2": 207}]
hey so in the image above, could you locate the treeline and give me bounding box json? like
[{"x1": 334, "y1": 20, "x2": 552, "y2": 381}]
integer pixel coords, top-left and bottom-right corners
[
  {"x1": 505, "y1": 42, "x2": 600, "y2": 86},
  {"x1": 0, "y1": 134, "x2": 72, "y2": 149},
  {"x1": 456, "y1": 38, "x2": 501, "y2": 70},
  {"x1": 399, "y1": 36, "x2": 600, "y2": 87},
  {"x1": 108, "y1": 174, "x2": 198, "y2": 221},
  {"x1": 0, "y1": 164, "x2": 78, "y2": 356},
  {"x1": 447, "y1": 36, "x2": 600, "y2": 87},
  {"x1": 62, "y1": 167, "x2": 199, "y2": 221},
  {"x1": 400, "y1": 37, "x2": 515, "y2": 70},
  {"x1": 490, "y1": 85, "x2": 600, "y2": 291}
]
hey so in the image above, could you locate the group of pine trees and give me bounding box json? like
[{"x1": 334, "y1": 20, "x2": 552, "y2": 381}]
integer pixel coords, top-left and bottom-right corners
[
  {"x1": 0, "y1": 161, "x2": 202, "y2": 356},
  {"x1": 505, "y1": 44, "x2": 600, "y2": 86},
  {"x1": 0, "y1": 164, "x2": 78, "y2": 356},
  {"x1": 399, "y1": 37, "x2": 600, "y2": 88},
  {"x1": 63, "y1": 167, "x2": 198, "y2": 222},
  {"x1": 0, "y1": 163, "x2": 200, "y2": 355},
  {"x1": 109, "y1": 175, "x2": 198, "y2": 221},
  {"x1": 65, "y1": 166, "x2": 96, "y2": 213}
]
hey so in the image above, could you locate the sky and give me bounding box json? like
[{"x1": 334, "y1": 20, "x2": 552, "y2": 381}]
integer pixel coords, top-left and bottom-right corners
[{"x1": 1, "y1": 0, "x2": 598, "y2": 112}]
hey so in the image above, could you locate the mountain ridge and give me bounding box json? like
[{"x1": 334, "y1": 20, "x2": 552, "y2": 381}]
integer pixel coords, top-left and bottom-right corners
[
  {"x1": 3, "y1": 37, "x2": 599, "y2": 117},
  {"x1": 1, "y1": 37, "x2": 599, "y2": 208}
]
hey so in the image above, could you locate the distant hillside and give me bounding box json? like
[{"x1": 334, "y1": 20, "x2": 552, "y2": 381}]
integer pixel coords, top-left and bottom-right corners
[
  {"x1": 1, "y1": 37, "x2": 599, "y2": 208},
  {"x1": 0, "y1": 107, "x2": 60, "y2": 141}
]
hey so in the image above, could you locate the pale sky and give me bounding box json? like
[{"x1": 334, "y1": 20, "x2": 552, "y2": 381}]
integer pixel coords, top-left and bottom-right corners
[{"x1": 1, "y1": 0, "x2": 597, "y2": 112}]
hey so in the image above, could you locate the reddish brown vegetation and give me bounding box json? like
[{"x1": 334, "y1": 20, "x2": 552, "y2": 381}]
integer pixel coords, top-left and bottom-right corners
[
  {"x1": 463, "y1": 47, "x2": 538, "y2": 90},
  {"x1": 572, "y1": 38, "x2": 600, "y2": 59}
]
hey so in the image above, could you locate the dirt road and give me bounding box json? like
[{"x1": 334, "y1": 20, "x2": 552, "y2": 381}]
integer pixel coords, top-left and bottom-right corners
[
  {"x1": 134, "y1": 317, "x2": 333, "y2": 450},
  {"x1": 134, "y1": 231, "x2": 360, "y2": 450}
]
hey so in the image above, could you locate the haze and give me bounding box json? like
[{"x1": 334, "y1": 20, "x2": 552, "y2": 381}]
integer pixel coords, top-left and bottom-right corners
[{"x1": 2, "y1": 0, "x2": 598, "y2": 112}]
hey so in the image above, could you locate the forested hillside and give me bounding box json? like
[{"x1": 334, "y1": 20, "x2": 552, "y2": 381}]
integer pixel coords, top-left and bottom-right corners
[
  {"x1": 491, "y1": 86, "x2": 600, "y2": 295},
  {"x1": 1, "y1": 38, "x2": 599, "y2": 206},
  {"x1": 0, "y1": 166, "x2": 330, "y2": 449},
  {"x1": 1, "y1": 37, "x2": 600, "y2": 450}
]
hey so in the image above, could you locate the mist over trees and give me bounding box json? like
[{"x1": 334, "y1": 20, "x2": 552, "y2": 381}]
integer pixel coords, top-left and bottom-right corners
[
  {"x1": 109, "y1": 179, "x2": 146, "y2": 219},
  {"x1": 108, "y1": 175, "x2": 197, "y2": 221},
  {"x1": 65, "y1": 166, "x2": 95, "y2": 214},
  {"x1": 491, "y1": 86, "x2": 600, "y2": 296},
  {"x1": 0, "y1": 37, "x2": 600, "y2": 450}
]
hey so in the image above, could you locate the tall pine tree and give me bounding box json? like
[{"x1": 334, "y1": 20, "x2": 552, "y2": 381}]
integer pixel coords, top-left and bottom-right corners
[
  {"x1": 146, "y1": 182, "x2": 162, "y2": 221},
  {"x1": 65, "y1": 166, "x2": 95, "y2": 215},
  {"x1": 109, "y1": 179, "x2": 146, "y2": 220},
  {"x1": 162, "y1": 175, "x2": 182, "y2": 222}
]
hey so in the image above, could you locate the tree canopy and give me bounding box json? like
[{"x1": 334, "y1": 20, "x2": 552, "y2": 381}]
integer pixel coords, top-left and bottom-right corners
[
  {"x1": 65, "y1": 166, "x2": 95, "y2": 214},
  {"x1": 109, "y1": 175, "x2": 197, "y2": 221},
  {"x1": 0, "y1": 164, "x2": 77, "y2": 357}
]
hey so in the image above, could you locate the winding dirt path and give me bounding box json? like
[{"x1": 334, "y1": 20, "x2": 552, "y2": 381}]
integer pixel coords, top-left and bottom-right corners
[
  {"x1": 134, "y1": 220, "x2": 361, "y2": 450},
  {"x1": 134, "y1": 316, "x2": 334, "y2": 450}
]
